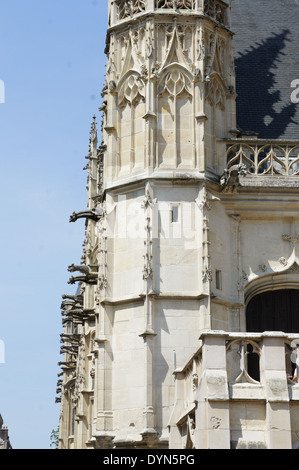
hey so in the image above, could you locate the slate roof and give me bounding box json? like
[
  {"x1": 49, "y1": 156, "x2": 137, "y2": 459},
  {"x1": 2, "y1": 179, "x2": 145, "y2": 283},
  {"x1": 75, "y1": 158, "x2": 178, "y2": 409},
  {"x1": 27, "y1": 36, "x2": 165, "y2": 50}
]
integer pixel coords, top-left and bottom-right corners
[{"x1": 231, "y1": 0, "x2": 299, "y2": 140}]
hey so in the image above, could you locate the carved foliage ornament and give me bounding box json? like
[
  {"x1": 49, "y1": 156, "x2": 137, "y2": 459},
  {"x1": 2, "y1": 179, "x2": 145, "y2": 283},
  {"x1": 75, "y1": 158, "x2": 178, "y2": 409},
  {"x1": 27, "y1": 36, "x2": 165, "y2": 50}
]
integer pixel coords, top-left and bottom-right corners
[
  {"x1": 210, "y1": 416, "x2": 221, "y2": 429},
  {"x1": 282, "y1": 234, "x2": 299, "y2": 246},
  {"x1": 202, "y1": 266, "x2": 213, "y2": 283}
]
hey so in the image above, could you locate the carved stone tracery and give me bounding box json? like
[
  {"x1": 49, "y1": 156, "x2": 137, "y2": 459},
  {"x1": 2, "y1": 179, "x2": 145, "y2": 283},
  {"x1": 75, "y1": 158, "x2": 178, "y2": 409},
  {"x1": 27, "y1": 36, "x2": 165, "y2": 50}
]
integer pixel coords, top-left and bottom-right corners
[
  {"x1": 205, "y1": 77, "x2": 225, "y2": 109},
  {"x1": 119, "y1": 74, "x2": 146, "y2": 108},
  {"x1": 226, "y1": 339, "x2": 261, "y2": 385},
  {"x1": 156, "y1": 0, "x2": 195, "y2": 9},
  {"x1": 204, "y1": 0, "x2": 227, "y2": 25},
  {"x1": 159, "y1": 69, "x2": 192, "y2": 100},
  {"x1": 117, "y1": 0, "x2": 146, "y2": 20}
]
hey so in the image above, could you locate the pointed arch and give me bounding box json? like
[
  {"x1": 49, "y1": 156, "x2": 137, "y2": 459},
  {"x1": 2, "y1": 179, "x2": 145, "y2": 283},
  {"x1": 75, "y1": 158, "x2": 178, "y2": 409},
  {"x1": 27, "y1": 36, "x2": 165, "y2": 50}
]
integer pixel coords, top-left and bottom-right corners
[
  {"x1": 205, "y1": 72, "x2": 226, "y2": 109},
  {"x1": 160, "y1": 26, "x2": 193, "y2": 73},
  {"x1": 118, "y1": 71, "x2": 146, "y2": 108},
  {"x1": 158, "y1": 64, "x2": 193, "y2": 99},
  {"x1": 157, "y1": 64, "x2": 195, "y2": 170},
  {"x1": 116, "y1": 70, "x2": 146, "y2": 175},
  {"x1": 118, "y1": 30, "x2": 144, "y2": 83},
  {"x1": 204, "y1": 71, "x2": 227, "y2": 171}
]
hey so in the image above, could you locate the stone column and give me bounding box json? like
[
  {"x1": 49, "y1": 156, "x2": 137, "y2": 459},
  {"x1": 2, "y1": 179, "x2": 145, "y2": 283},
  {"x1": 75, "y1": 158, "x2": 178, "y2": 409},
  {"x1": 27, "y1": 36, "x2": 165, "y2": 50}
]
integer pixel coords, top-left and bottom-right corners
[
  {"x1": 196, "y1": 331, "x2": 230, "y2": 449},
  {"x1": 146, "y1": 0, "x2": 155, "y2": 10},
  {"x1": 261, "y1": 333, "x2": 292, "y2": 449},
  {"x1": 140, "y1": 183, "x2": 157, "y2": 442}
]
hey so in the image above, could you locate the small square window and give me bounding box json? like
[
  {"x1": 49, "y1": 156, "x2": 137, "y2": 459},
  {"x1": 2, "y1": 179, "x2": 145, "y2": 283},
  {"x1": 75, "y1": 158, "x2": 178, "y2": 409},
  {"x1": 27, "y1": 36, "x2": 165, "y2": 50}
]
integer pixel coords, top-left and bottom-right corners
[{"x1": 171, "y1": 205, "x2": 179, "y2": 223}]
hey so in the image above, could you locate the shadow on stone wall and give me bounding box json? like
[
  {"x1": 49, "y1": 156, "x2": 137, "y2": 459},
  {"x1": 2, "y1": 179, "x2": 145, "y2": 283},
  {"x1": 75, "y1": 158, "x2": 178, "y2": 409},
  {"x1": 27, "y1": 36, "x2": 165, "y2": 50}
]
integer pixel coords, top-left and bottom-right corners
[{"x1": 235, "y1": 30, "x2": 297, "y2": 139}]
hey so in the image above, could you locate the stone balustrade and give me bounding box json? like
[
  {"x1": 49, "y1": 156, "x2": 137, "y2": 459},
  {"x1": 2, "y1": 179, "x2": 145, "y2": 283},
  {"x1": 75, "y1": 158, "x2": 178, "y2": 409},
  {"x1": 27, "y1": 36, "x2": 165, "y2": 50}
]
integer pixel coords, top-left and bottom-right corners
[
  {"x1": 169, "y1": 330, "x2": 299, "y2": 449},
  {"x1": 113, "y1": 0, "x2": 228, "y2": 24},
  {"x1": 225, "y1": 140, "x2": 299, "y2": 176}
]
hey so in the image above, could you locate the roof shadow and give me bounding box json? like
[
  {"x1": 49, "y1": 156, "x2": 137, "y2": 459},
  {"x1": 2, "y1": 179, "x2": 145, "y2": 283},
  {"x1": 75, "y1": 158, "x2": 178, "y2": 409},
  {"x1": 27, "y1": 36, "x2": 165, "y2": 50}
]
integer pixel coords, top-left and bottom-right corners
[{"x1": 235, "y1": 29, "x2": 297, "y2": 139}]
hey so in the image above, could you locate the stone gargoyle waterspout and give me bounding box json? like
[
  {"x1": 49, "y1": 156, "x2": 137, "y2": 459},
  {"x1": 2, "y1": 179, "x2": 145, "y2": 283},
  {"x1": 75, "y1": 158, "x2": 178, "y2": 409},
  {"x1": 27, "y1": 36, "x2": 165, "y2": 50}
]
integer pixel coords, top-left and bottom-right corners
[
  {"x1": 69, "y1": 207, "x2": 103, "y2": 223},
  {"x1": 67, "y1": 264, "x2": 98, "y2": 286}
]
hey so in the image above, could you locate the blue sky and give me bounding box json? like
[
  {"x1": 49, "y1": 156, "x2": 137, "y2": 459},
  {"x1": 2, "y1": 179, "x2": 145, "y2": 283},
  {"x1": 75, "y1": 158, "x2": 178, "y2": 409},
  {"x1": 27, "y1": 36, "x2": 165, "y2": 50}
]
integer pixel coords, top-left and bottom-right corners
[{"x1": 0, "y1": 1, "x2": 108, "y2": 449}]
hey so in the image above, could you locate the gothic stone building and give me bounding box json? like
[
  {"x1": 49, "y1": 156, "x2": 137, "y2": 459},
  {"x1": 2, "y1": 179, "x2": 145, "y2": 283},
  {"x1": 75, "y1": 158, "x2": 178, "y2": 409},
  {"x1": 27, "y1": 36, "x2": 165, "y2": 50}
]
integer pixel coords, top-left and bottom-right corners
[
  {"x1": 57, "y1": 0, "x2": 299, "y2": 449},
  {"x1": 0, "y1": 415, "x2": 12, "y2": 450}
]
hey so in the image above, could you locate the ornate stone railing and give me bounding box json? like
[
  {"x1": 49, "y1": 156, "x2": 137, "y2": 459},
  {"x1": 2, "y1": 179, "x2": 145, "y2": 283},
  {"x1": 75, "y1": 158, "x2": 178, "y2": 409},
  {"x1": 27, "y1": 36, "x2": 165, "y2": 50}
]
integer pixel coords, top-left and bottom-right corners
[
  {"x1": 115, "y1": 0, "x2": 228, "y2": 22},
  {"x1": 116, "y1": 0, "x2": 146, "y2": 20},
  {"x1": 226, "y1": 333, "x2": 299, "y2": 386},
  {"x1": 225, "y1": 140, "x2": 299, "y2": 176},
  {"x1": 156, "y1": 0, "x2": 195, "y2": 9},
  {"x1": 226, "y1": 336, "x2": 262, "y2": 384},
  {"x1": 173, "y1": 331, "x2": 299, "y2": 404},
  {"x1": 170, "y1": 331, "x2": 299, "y2": 449},
  {"x1": 204, "y1": 0, "x2": 227, "y2": 24}
]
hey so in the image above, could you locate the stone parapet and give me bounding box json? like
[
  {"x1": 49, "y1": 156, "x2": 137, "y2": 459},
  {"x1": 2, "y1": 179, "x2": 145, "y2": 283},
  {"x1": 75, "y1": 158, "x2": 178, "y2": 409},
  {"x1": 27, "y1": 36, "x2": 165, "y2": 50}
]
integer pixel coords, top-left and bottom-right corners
[
  {"x1": 224, "y1": 139, "x2": 299, "y2": 177},
  {"x1": 170, "y1": 330, "x2": 299, "y2": 449}
]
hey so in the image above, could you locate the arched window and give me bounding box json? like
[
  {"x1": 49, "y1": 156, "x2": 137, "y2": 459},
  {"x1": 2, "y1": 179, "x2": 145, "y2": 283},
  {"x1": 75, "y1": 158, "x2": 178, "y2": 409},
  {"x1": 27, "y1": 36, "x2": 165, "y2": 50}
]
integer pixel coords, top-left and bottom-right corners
[{"x1": 246, "y1": 289, "x2": 299, "y2": 333}]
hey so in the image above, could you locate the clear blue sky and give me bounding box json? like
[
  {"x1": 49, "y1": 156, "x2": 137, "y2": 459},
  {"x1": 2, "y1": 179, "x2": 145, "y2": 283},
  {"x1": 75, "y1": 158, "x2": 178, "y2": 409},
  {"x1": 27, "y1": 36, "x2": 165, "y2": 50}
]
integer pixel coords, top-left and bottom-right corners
[{"x1": 0, "y1": 0, "x2": 108, "y2": 449}]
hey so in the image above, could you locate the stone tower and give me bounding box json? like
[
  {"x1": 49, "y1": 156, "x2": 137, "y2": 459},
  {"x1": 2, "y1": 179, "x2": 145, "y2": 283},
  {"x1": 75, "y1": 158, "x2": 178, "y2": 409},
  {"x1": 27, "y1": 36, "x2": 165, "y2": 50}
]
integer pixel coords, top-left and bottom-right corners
[{"x1": 58, "y1": 0, "x2": 299, "y2": 449}]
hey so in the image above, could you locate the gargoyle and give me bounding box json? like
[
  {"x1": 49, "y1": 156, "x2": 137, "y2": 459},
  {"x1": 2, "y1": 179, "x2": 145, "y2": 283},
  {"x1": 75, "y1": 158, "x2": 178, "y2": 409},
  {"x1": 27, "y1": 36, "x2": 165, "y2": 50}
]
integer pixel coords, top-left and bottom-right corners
[
  {"x1": 68, "y1": 264, "x2": 90, "y2": 275},
  {"x1": 61, "y1": 300, "x2": 74, "y2": 308},
  {"x1": 68, "y1": 275, "x2": 97, "y2": 286},
  {"x1": 220, "y1": 163, "x2": 248, "y2": 192},
  {"x1": 60, "y1": 345, "x2": 79, "y2": 355},
  {"x1": 57, "y1": 361, "x2": 76, "y2": 368},
  {"x1": 61, "y1": 298, "x2": 83, "y2": 312},
  {"x1": 60, "y1": 333, "x2": 81, "y2": 344},
  {"x1": 61, "y1": 294, "x2": 83, "y2": 304},
  {"x1": 67, "y1": 264, "x2": 98, "y2": 285},
  {"x1": 62, "y1": 308, "x2": 84, "y2": 317},
  {"x1": 60, "y1": 299, "x2": 75, "y2": 310},
  {"x1": 83, "y1": 308, "x2": 95, "y2": 316},
  {"x1": 62, "y1": 317, "x2": 83, "y2": 326},
  {"x1": 69, "y1": 207, "x2": 103, "y2": 223}
]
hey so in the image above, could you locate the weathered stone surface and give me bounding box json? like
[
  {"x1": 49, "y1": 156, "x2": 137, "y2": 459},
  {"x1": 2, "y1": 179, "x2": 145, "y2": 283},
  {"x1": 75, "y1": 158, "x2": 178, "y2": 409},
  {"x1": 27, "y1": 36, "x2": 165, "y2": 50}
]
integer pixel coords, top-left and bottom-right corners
[{"x1": 57, "y1": 0, "x2": 299, "y2": 450}]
